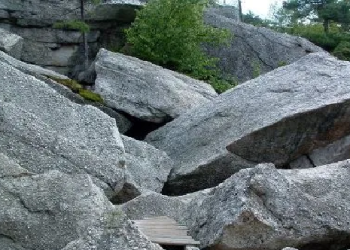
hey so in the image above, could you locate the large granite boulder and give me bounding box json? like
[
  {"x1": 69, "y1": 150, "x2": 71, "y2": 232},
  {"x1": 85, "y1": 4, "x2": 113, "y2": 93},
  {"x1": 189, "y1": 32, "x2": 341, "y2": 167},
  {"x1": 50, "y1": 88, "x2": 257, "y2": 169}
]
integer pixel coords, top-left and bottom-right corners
[
  {"x1": 0, "y1": 28, "x2": 23, "y2": 59},
  {"x1": 146, "y1": 52, "x2": 350, "y2": 195},
  {"x1": 0, "y1": 169, "x2": 162, "y2": 250},
  {"x1": 184, "y1": 162, "x2": 350, "y2": 250},
  {"x1": 94, "y1": 49, "x2": 218, "y2": 123},
  {"x1": 204, "y1": 7, "x2": 323, "y2": 83},
  {"x1": 0, "y1": 57, "x2": 125, "y2": 198},
  {"x1": 112, "y1": 136, "x2": 173, "y2": 203},
  {"x1": 0, "y1": 50, "x2": 132, "y2": 134}
]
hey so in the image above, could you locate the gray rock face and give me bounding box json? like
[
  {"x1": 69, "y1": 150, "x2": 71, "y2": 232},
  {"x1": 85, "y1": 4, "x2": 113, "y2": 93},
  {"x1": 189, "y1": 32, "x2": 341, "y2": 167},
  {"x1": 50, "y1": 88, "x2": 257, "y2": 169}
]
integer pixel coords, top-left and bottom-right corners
[
  {"x1": 123, "y1": 135, "x2": 172, "y2": 193},
  {"x1": 113, "y1": 136, "x2": 173, "y2": 203},
  {"x1": 0, "y1": 50, "x2": 132, "y2": 134},
  {"x1": 0, "y1": 0, "x2": 144, "y2": 75},
  {"x1": 0, "y1": 170, "x2": 162, "y2": 250},
  {"x1": 94, "y1": 49, "x2": 218, "y2": 123},
  {"x1": 184, "y1": 162, "x2": 350, "y2": 250},
  {"x1": 0, "y1": 58, "x2": 125, "y2": 197},
  {"x1": 121, "y1": 191, "x2": 188, "y2": 222},
  {"x1": 0, "y1": 50, "x2": 69, "y2": 79},
  {"x1": 291, "y1": 134, "x2": 350, "y2": 169},
  {"x1": 0, "y1": 153, "x2": 32, "y2": 178},
  {"x1": 146, "y1": 53, "x2": 350, "y2": 195},
  {"x1": 0, "y1": 0, "x2": 143, "y2": 26},
  {"x1": 204, "y1": 7, "x2": 323, "y2": 83},
  {"x1": 0, "y1": 28, "x2": 23, "y2": 59}
]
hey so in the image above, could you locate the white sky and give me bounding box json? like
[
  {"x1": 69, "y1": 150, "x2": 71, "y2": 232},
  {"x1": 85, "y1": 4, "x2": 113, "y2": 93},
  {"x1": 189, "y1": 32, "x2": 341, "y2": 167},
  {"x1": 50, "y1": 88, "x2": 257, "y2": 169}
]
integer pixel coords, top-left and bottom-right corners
[
  {"x1": 242, "y1": 0, "x2": 284, "y2": 18},
  {"x1": 218, "y1": 0, "x2": 284, "y2": 19}
]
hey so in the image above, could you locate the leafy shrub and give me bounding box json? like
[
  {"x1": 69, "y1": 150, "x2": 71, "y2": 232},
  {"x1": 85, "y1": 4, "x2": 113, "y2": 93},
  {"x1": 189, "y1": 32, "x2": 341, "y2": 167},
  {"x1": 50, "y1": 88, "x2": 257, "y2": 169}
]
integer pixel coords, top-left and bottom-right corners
[
  {"x1": 288, "y1": 23, "x2": 350, "y2": 52},
  {"x1": 333, "y1": 41, "x2": 350, "y2": 61},
  {"x1": 124, "y1": 0, "x2": 233, "y2": 93},
  {"x1": 208, "y1": 76, "x2": 237, "y2": 94}
]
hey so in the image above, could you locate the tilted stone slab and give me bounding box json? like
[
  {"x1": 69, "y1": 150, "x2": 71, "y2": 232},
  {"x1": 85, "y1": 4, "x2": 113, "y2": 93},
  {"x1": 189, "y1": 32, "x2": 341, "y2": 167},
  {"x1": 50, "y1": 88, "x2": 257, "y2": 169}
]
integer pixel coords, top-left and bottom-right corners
[
  {"x1": 94, "y1": 49, "x2": 218, "y2": 123},
  {"x1": 0, "y1": 59, "x2": 125, "y2": 197},
  {"x1": 146, "y1": 53, "x2": 350, "y2": 194}
]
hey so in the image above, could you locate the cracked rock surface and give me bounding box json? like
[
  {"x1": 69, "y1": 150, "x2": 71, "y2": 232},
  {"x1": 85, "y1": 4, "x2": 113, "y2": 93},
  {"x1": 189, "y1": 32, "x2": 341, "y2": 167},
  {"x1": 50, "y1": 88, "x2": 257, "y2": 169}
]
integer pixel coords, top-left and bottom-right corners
[
  {"x1": 146, "y1": 52, "x2": 350, "y2": 195},
  {"x1": 204, "y1": 7, "x2": 323, "y2": 83},
  {"x1": 0, "y1": 58, "x2": 126, "y2": 198},
  {"x1": 184, "y1": 162, "x2": 350, "y2": 250},
  {"x1": 0, "y1": 169, "x2": 163, "y2": 250}
]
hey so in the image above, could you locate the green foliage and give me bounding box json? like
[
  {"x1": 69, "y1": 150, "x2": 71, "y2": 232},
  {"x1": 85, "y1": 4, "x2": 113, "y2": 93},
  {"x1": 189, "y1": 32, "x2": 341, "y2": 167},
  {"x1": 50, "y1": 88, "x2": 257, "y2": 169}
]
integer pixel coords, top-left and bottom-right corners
[
  {"x1": 282, "y1": 0, "x2": 350, "y2": 32},
  {"x1": 53, "y1": 20, "x2": 90, "y2": 33},
  {"x1": 289, "y1": 23, "x2": 350, "y2": 51},
  {"x1": 208, "y1": 76, "x2": 237, "y2": 94},
  {"x1": 46, "y1": 76, "x2": 104, "y2": 103},
  {"x1": 124, "y1": 0, "x2": 232, "y2": 92},
  {"x1": 333, "y1": 41, "x2": 350, "y2": 61}
]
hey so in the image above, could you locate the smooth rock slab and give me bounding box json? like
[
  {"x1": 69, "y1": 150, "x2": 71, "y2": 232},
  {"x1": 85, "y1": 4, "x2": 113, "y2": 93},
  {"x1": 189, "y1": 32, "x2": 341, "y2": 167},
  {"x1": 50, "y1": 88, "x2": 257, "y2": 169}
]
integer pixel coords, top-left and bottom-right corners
[
  {"x1": 0, "y1": 59, "x2": 125, "y2": 196},
  {"x1": 94, "y1": 49, "x2": 218, "y2": 123},
  {"x1": 0, "y1": 171, "x2": 162, "y2": 250},
  {"x1": 184, "y1": 162, "x2": 350, "y2": 250},
  {"x1": 146, "y1": 52, "x2": 350, "y2": 194}
]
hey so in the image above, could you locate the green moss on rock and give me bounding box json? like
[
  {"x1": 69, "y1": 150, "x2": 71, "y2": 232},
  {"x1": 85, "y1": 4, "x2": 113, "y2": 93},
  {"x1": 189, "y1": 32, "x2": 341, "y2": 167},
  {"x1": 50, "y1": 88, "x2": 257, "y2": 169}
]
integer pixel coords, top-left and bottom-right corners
[
  {"x1": 45, "y1": 75, "x2": 104, "y2": 103},
  {"x1": 78, "y1": 89, "x2": 104, "y2": 104}
]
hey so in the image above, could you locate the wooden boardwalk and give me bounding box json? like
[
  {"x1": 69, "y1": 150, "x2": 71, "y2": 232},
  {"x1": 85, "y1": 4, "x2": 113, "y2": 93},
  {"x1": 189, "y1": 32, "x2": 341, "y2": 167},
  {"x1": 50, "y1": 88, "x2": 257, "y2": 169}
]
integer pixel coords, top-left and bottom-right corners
[{"x1": 132, "y1": 216, "x2": 200, "y2": 246}]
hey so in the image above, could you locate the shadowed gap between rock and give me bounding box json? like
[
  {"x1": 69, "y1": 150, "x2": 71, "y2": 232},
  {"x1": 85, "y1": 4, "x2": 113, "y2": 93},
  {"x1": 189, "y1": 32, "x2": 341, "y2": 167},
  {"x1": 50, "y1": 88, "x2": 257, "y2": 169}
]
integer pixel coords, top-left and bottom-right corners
[{"x1": 123, "y1": 111, "x2": 171, "y2": 140}]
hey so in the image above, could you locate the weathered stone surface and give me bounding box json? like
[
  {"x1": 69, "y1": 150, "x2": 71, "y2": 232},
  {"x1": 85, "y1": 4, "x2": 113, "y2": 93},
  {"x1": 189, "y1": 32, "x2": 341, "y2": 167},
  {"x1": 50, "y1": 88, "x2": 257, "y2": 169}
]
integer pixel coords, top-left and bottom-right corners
[
  {"x1": 94, "y1": 49, "x2": 218, "y2": 123},
  {"x1": 204, "y1": 7, "x2": 323, "y2": 83},
  {"x1": 0, "y1": 170, "x2": 162, "y2": 250},
  {"x1": 0, "y1": 0, "x2": 144, "y2": 26},
  {"x1": 0, "y1": 50, "x2": 132, "y2": 134},
  {"x1": 0, "y1": 28, "x2": 23, "y2": 59},
  {"x1": 146, "y1": 53, "x2": 350, "y2": 194},
  {"x1": 0, "y1": 59, "x2": 125, "y2": 197},
  {"x1": 0, "y1": 0, "x2": 144, "y2": 75},
  {"x1": 123, "y1": 135, "x2": 172, "y2": 193},
  {"x1": 121, "y1": 191, "x2": 187, "y2": 222},
  {"x1": 184, "y1": 162, "x2": 350, "y2": 250},
  {"x1": 21, "y1": 41, "x2": 79, "y2": 67},
  {"x1": 0, "y1": 50, "x2": 68, "y2": 79},
  {"x1": 112, "y1": 136, "x2": 172, "y2": 203},
  {"x1": 0, "y1": 153, "x2": 31, "y2": 178},
  {"x1": 290, "y1": 134, "x2": 350, "y2": 169}
]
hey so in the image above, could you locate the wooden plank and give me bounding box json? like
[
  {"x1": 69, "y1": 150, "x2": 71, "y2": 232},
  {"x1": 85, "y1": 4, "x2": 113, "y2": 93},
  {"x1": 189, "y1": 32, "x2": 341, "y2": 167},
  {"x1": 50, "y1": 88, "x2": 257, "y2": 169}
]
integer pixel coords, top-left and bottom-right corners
[
  {"x1": 148, "y1": 237, "x2": 200, "y2": 245},
  {"x1": 132, "y1": 216, "x2": 200, "y2": 246},
  {"x1": 135, "y1": 225, "x2": 188, "y2": 230},
  {"x1": 140, "y1": 230, "x2": 188, "y2": 234}
]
